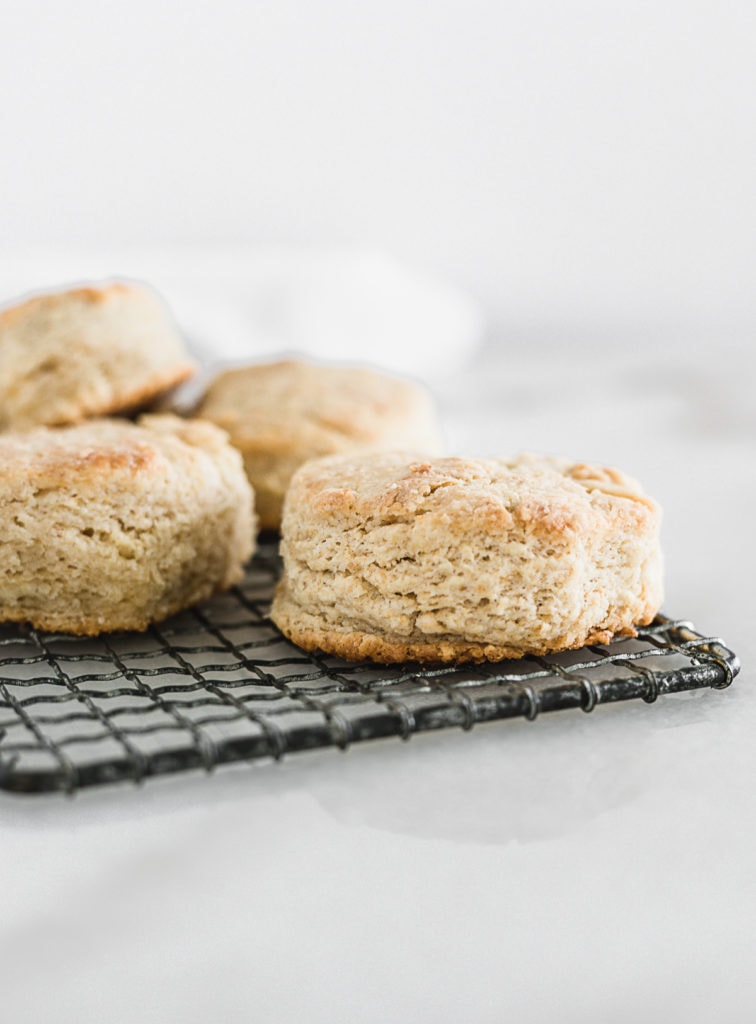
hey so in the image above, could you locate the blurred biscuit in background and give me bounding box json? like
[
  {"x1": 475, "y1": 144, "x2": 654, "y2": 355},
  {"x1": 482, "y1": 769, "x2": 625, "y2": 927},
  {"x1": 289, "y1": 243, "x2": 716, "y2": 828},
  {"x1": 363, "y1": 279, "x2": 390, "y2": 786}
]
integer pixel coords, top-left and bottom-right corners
[
  {"x1": 194, "y1": 358, "x2": 444, "y2": 530},
  {"x1": 0, "y1": 281, "x2": 196, "y2": 431}
]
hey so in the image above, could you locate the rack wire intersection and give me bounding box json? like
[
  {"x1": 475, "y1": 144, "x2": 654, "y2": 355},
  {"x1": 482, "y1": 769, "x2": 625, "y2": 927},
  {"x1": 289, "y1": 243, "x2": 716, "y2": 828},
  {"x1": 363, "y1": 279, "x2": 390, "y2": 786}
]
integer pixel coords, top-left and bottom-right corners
[{"x1": 0, "y1": 541, "x2": 740, "y2": 795}]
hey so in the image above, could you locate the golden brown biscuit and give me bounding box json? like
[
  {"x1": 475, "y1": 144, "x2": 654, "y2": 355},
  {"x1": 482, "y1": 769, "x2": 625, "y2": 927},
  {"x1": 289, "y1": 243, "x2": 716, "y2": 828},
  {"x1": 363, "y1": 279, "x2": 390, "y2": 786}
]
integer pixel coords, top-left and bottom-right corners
[
  {"x1": 0, "y1": 415, "x2": 255, "y2": 635},
  {"x1": 0, "y1": 282, "x2": 196, "y2": 430},
  {"x1": 194, "y1": 359, "x2": 443, "y2": 529},
  {"x1": 271, "y1": 452, "x2": 663, "y2": 664}
]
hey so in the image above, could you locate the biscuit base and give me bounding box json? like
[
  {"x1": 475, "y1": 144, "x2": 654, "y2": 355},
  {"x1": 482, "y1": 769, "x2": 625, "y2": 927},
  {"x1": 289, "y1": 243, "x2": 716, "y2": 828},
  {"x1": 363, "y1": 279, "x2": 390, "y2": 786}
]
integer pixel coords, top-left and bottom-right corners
[{"x1": 271, "y1": 582, "x2": 647, "y2": 665}]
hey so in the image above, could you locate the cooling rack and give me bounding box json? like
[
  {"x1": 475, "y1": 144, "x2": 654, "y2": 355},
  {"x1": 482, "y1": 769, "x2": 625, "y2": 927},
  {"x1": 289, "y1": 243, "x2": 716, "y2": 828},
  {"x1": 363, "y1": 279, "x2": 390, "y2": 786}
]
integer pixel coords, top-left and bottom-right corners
[{"x1": 0, "y1": 540, "x2": 740, "y2": 795}]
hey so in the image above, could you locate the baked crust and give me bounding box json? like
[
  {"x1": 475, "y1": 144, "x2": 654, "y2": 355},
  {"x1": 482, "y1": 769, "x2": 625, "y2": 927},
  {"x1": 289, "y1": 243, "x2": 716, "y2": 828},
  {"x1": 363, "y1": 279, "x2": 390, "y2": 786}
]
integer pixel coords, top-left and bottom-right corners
[
  {"x1": 194, "y1": 359, "x2": 443, "y2": 529},
  {"x1": 0, "y1": 415, "x2": 255, "y2": 635},
  {"x1": 270, "y1": 453, "x2": 664, "y2": 664},
  {"x1": 0, "y1": 282, "x2": 196, "y2": 430}
]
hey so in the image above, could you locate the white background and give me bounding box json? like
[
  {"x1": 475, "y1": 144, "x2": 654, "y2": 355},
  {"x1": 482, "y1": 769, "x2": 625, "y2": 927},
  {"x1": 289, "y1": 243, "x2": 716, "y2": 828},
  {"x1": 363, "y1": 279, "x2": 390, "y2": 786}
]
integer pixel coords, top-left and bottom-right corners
[
  {"x1": 1, "y1": 0, "x2": 755, "y2": 329},
  {"x1": 1, "y1": 4, "x2": 755, "y2": 1023}
]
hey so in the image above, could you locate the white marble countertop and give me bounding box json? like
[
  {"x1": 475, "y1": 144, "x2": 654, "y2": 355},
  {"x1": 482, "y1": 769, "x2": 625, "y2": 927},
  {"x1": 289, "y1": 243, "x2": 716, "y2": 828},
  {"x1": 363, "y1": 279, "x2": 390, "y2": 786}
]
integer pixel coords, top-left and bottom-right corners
[{"x1": 1, "y1": 323, "x2": 753, "y2": 1024}]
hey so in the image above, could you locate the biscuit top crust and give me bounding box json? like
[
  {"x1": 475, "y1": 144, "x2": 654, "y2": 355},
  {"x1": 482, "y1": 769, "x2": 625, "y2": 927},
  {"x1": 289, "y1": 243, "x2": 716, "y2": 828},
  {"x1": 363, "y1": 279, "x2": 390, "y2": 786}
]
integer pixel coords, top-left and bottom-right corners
[
  {"x1": 195, "y1": 359, "x2": 441, "y2": 454},
  {"x1": 0, "y1": 282, "x2": 135, "y2": 328},
  {"x1": 0, "y1": 415, "x2": 232, "y2": 491},
  {"x1": 285, "y1": 452, "x2": 660, "y2": 537}
]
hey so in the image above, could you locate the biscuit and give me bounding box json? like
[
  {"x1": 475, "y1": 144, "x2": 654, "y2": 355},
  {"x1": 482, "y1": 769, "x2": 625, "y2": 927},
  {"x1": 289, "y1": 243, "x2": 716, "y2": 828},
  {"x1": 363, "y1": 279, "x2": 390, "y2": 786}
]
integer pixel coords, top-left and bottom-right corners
[
  {"x1": 194, "y1": 359, "x2": 443, "y2": 530},
  {"x1": 0, "y1": 282, "x2": 196, "y2": 431},
  {"x1": 270, "y1": 452, "x2": 663, "y2": 664},
  {"x1": 0, "y1": 415, "x2": 255, "y2": 635}
]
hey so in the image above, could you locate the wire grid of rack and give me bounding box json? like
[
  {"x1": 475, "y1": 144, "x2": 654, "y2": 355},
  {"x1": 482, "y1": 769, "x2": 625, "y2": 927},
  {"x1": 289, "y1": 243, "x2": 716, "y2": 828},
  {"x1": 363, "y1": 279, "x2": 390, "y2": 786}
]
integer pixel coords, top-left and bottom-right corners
[{"x1": 0, "y1": 540, "x2": 740, "y2": 795}]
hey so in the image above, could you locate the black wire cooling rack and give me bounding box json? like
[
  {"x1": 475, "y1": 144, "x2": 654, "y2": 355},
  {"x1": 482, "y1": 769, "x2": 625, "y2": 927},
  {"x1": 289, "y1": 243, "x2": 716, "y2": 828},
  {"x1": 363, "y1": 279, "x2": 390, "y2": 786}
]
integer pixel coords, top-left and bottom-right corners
[{"x1": 0, "y1": 539, "x2": 740, "y2": 795}]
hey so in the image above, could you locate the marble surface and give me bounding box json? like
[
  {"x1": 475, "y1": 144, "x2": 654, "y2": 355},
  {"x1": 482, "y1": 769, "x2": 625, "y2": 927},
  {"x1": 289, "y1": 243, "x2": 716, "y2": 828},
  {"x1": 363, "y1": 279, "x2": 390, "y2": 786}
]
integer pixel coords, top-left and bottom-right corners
[{"x1": 1, "y1": 325, "x2": 753, "y2": 1024}]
